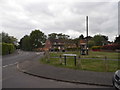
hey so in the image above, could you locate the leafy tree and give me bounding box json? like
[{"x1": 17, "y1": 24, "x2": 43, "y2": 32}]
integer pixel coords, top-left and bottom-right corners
[
  {"x1": 91, "y1": 34, "x2": 108, "y2": 46},
  {"x1": 30, "y1": 30, "x2": 47, "y2": 49},
  {"x1": 88, "y1": 40, "x2": 95, "y2": 48},
  {"x1": 114, "y1": 35, "x2": 120, "y2": 44},
  {"x1": 84, "y1": 36, "x2": 92, "y2": 41},
  {"x1": 79, "y1": 34, "x2": 84, "y2": 39},
  {"x1": 48, "y1": 33, "x2": 69, "y2": 40},
  {"x1": 19, "y1": 35, "x2": 31, "y2": 51},
  {"x1": 48, "y1": 33, "x2": 57, "y2": 39},
  {"x1": 57, "y1": 33, "x2": 70, "y2": 40},
  {"x1": 1, "y1": 32, "x2": 17, "y2": 44}
]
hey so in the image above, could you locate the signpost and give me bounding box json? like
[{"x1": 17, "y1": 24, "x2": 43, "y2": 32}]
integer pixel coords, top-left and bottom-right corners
[{"x1": 63, "y1": 54, "x2": 77, "y2": 66}]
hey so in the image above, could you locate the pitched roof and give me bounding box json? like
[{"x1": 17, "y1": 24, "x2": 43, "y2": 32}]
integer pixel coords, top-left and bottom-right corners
[{"x1": 80, "y1": 39, "x2": 86, "y2": 44}]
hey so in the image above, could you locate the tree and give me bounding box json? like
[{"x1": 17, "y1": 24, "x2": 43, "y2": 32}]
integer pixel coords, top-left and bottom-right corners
[
  {"x1": 91, "y1": 34, "x2": 108, "y2": 46},
  {"x1": 88, "y1": 40, "x2": 95, "y2": 48},
  {"x1": 1, "y1": 32, "x2": 17, "y2": 44},
  {"x1": 114, "y1": 35, "x2": 120, "y2": 44},
  {"x1": 48, "y1": 33, "x2": 69, "y2": 40},
  {"x1": 84, "y1": 36, "x2": 92, "y2": 41},
  {"x1": 48, "y1": 33, "x2": 57, "y2": 39},
  {"x1": 79, "y1": 34, "x2": 84, "y2": 39},
  {"x1": 30, "y1": 30, "x2": 47, "y2": 49},
  {"x1": 19, "y1": 35, "x2": 31, "y2": 51},
  {"x1": 57, "y1": 33, "x2": 70, "y2": 40}
]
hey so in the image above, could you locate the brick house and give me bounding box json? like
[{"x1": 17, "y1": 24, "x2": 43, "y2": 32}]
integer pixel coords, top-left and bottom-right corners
[
  {"x1": 44, "y1": 38, "x2": 79, "y2": 51},
  {"x1": 43, "y1": 39, "x2": 65, "y2": 51}
]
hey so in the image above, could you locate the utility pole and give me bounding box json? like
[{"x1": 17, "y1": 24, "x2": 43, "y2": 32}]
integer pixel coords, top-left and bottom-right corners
[{"x1": 86, "y1": 16, "x2": 89, "y2": 55}]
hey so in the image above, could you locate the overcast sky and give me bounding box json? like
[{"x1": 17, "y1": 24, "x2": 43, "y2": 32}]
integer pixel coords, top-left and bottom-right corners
[{"x1": 0, "y1": 0, "x2": 118, "y2": 41}]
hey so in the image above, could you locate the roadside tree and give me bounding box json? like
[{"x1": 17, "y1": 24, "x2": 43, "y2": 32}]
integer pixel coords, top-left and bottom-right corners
[
  {"x1": 19, "y1": 35, "x2": 31, "y2": 51},
  {"x1": 30, "y1": 30, "x2": 47, "y2": 49}
]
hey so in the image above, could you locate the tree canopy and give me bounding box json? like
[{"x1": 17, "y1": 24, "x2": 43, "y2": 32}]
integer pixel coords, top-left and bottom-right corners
[
  {"x1": 19, "y1": 35, "x2": 31, "y2": 51},
  {"x1": 48, "y1": 33, "x2": 69, "y2": 40},
  {"x1": 89, "y1": 34, "x2": 108, "y2": 46},
  {"x1": 1, "y1": 32, "x2": 17, "y2": 45},
  {"x1": 114, "y1": 35, "x2": 120, "y2": 44},
  {"x1": 30, "y1": 30, "x2": 47, "y2": 49},
  {"x1": 19, "y1": 30, "x2": 47, "y2": 51}
]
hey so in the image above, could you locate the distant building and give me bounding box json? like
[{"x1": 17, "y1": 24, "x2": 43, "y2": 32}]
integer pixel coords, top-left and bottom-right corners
[
  {"x1": 44, "y1": 39, "x2": 78, "y2": 51},
  {"x1": 43, "y1": 39, "x2": 65, "y2": 51}
]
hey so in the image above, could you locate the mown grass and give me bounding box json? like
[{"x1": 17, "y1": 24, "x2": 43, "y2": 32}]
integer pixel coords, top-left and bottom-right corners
[
  {"x1": 40, "y1": 51, "x2": 120, "y2": 72},
  {"x1": 49, "y1": 51, "x2": 119, "y2": 59}
]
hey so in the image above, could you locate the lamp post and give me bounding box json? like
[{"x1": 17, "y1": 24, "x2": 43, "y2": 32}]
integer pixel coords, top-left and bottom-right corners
[{"x1": 86, "y1": 16, "x2": 89, "y2": 55}]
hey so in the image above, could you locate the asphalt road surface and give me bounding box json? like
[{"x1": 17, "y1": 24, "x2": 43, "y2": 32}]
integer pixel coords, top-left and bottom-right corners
[{"x1": 2, "y1": 50, "x2": 115, "y2": 88}]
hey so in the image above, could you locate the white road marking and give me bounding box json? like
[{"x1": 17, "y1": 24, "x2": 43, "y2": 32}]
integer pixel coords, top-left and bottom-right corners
[
  {"x1": 36, "y1": 52, "x2": 41, "y2": 55},
  {"x1": 2, "y1": 62, "x2": 18, "y2": 68}
]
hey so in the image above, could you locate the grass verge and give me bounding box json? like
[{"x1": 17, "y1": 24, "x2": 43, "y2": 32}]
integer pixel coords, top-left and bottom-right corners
[{"x1": 40, "y1": 51, "x2": 120, "y2": 72}]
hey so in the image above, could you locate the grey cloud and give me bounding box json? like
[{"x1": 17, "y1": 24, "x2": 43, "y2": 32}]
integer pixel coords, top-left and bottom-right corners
[{"x1": 0, "y1": 0, "x2": 118, "y2": 41}]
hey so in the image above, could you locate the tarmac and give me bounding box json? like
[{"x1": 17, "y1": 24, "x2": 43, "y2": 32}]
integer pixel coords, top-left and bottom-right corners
[{"x1": 17, "y1": 59, "x2": 115, "y2": 87}]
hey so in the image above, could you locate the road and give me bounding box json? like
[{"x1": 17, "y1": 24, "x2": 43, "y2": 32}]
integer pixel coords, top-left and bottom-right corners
[{"x1": 2, "y1": 50, "x2": 115, "y2": 88}]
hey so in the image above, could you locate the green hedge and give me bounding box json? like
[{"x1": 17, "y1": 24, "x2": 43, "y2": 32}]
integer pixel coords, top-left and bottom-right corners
[
  {"x1": 2, "y1": 43, "x2": 15, "y2": 55},
  {"x1": 91, "y1": 46, "x2": 101, "y2": 50}
]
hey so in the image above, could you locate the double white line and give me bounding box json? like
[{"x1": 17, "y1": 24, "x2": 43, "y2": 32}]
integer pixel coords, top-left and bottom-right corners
[{"x1": 2, "y1": 62, "x2": 18, "y2": 68}]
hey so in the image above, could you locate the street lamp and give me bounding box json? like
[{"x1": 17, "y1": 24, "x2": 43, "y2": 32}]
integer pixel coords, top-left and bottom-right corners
[{"x1": 86, "y1": 16, "x2": 89, "y2": 55}]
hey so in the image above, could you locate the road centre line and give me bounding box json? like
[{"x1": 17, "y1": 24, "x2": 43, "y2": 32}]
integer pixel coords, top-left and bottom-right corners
[{"x1": 2, "y1": 62, "x2": 18, "y2": 68}]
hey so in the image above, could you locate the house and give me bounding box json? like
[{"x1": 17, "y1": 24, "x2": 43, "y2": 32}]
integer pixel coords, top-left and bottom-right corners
[
  {"x1": 44, "y1": 39, "x2": 79, "y2": 51},
  {"x1": 43, "y1": 39, "x2": 65, "y2": 51}
]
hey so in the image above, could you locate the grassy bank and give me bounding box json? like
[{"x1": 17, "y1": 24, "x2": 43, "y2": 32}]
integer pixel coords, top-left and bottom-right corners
[{"x1": 40, "y1": 51, "x2": 119, "y2": 72}]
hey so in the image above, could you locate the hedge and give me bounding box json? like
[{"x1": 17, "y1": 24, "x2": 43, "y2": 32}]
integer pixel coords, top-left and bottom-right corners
[
  {"x1": 101, "y1": 44, "x2": 120, "y2": 50},
  {"x1": 91, "y1": 46, "x2": 101, "y2": 51},
  {"x1": 2, "y1": 43, "x2": 15, "y2": 55}
]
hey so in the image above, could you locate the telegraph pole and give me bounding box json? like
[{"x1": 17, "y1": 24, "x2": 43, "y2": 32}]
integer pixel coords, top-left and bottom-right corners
[{"x1": 86, "y1": 16, "x2": 89, "y2": 55}]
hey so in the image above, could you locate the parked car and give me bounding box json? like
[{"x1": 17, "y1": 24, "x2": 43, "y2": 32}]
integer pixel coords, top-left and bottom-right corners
[{"x1": 113, "y1": 70, "x2": 120, "y2": 90}]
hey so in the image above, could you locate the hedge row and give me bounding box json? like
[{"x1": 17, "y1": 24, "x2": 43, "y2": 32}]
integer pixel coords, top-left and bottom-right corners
[
  {"x1": 91, "y1": 44, "x2": 120, "y2": 51},
  {"x1": 2, "y1": 43, "x2": 15, "y2": 55},
  {"x1": 101, "y1": 44, "x2": 120, "y2": 50}
]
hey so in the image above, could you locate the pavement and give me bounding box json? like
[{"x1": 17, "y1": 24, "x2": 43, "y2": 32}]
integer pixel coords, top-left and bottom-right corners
[{"x1": 17, "y1": 59, "x2": 115, "y2": 87}]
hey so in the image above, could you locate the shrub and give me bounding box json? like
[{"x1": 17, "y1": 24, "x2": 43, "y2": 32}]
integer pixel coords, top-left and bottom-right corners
[
  {"x1": 2, "y1": 43, "x2": 15, "y2": 55},
  {"x1": 91, "y1": 46, "x2": 101, "y2": 51},
  {"x1": 101, "y1": 44, "x2": 120, "y2": 50}
]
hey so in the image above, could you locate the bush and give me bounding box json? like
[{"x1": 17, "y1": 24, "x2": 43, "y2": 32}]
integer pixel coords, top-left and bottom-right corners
[
  {"x1": 101, "y1": 44, "x2": 120, "y2": 50},
  {"x1": 2, "y1": 43, "x2": 15, "y2": 55},
  {"x1": 91, "y1": 46, "x2": 101, "y2": 51}
]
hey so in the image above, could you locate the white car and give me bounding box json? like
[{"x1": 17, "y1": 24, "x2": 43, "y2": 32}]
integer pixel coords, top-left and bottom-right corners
[{"x1": 113, "y1": 70, "x2": 120, "y2": 90}]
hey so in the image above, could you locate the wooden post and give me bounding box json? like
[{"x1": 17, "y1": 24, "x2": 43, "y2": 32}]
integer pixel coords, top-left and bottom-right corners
[
  {"x1": 64, "y1": 56, "x2": 66, "y2": 66},
  {"x1": 45, "y1": 51, "x2": 50, "y2": 63},
  {"x1": 74, "y1": 56, "x2": 76, "y2": 66},
  {"x1": 59, "y1": 55, "x2": 62, "y2": 65},
  {"x1": 77, "y1": 55, "x2": 82, "y2": 69},
  {"x1": 104, "y1": 56, "x2": 108, "y2": 71}
]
